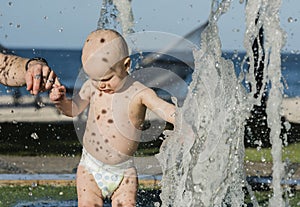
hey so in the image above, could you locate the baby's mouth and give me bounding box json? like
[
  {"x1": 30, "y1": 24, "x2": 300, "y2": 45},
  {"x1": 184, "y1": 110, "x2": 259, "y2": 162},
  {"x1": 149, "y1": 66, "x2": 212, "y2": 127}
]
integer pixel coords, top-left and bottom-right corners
[{"x1": 102, "y1": 89, "x2": 114, "y2": 94}]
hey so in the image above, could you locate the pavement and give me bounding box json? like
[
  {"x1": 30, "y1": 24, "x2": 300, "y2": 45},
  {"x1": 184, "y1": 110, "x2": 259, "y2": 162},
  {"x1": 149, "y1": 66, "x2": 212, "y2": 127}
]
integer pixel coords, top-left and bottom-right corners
[{"x1": 0, "y1": 154, "x2": 163, "y2": 187}]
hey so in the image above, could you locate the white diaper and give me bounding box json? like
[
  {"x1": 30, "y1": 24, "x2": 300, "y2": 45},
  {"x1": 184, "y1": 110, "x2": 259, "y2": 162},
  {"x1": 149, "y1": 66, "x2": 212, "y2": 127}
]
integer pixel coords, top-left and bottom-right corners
[{"x1": 79, "y1": 148, "x2": 134, "y2": 198}]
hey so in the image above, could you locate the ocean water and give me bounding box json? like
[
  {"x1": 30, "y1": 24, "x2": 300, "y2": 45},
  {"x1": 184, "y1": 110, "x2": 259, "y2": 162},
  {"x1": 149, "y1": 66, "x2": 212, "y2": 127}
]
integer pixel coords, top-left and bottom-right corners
[{"x1": 1, "y1": 48, "x2": 299, "y2": 100}]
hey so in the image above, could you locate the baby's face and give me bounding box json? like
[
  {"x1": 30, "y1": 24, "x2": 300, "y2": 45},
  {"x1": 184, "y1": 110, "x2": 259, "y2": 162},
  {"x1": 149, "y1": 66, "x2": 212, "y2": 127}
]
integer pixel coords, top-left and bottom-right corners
[{"x1": 91, "y1": 59, "x2": 129, "y2": 94}]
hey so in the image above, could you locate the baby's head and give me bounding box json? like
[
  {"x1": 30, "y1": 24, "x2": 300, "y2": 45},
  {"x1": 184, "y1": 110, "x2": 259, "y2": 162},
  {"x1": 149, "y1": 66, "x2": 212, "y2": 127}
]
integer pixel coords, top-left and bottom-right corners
[{"x1": 82, "y1": 29, "x2": 130, "y2": 80}]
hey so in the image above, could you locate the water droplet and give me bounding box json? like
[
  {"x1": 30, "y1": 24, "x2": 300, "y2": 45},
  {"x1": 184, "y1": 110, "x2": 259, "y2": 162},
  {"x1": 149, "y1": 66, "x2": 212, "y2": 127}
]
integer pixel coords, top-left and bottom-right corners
[
  {"x1": 287, "y1": 17, "x2": 294, "y2": 23},
  {"x1": 193, "y1": 184, "x2": 203, "y2": 193},
  {"x1": 8, "y1": 2, "x2": 13, "y2": 6},
  {"x1": 31, "y1": 132, "x2": 39, "y2": 140},
  {"x1": 154, "y1": 202, "x2": 160, "y2": 207},
  {"x1": 58, "y1": 27, "x2": 63, "y2": 32},
  {"x1": 36, "y1": 101, "x2": 45, "y2": 108}
]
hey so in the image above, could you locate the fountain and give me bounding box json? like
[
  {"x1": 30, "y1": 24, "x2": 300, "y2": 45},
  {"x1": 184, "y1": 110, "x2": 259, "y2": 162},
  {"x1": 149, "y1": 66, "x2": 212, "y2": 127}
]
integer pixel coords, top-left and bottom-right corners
[{"x1": 156, "y1": 0, "x2": 290, "y2": 206}]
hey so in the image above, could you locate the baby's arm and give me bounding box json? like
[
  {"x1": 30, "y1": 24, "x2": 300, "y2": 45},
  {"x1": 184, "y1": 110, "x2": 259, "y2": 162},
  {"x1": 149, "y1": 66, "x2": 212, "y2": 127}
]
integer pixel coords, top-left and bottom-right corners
[
  {"x1": 50, "y1": 84, "x2": 89, "y2": 117},
  {"x1": 141, "y1": 88, "x2": 176, "y2": 124}
]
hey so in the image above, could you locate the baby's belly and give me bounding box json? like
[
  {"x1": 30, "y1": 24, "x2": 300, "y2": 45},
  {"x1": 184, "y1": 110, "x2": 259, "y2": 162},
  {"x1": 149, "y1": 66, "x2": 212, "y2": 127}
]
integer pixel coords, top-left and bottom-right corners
[{"x1": 83, "y1": 134, "x2": 140, "y2": 165}]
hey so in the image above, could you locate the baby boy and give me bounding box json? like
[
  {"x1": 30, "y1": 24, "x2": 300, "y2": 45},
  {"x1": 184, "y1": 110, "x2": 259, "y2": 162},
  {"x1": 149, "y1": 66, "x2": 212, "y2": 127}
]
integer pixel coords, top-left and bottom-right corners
[{"x1": 50, "y1": 29, "x2": 175, "y2": 207}]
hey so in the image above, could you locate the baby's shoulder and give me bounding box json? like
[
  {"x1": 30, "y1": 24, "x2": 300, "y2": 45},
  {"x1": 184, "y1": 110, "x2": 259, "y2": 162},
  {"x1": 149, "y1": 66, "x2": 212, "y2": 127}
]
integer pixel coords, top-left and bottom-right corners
[
  {"x1": 78, "y1": 79, "x2": 94, "y2": 99},
  {"x1": 131, "y1": 80, "x2": 153, "y2": 93}
]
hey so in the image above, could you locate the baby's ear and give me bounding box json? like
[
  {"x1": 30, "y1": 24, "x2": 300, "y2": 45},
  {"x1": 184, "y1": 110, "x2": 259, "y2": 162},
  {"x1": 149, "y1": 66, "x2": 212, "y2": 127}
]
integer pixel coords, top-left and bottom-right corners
[{"x1": 123, "y1": 57, "x2": 131, "y2": 71}]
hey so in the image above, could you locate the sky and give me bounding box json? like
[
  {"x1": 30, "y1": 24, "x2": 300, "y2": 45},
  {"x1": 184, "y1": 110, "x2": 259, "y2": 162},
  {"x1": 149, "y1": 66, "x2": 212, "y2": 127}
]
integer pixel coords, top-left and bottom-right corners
[{"x1": 0, "y1": 0, "x2": 299, "y2": 52}]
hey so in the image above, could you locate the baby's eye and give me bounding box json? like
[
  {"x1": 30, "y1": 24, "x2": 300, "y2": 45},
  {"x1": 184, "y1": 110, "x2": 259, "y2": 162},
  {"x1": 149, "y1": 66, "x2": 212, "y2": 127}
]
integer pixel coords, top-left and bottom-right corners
[{"x1": 100, "y1": 76, "x2": 113, "y2": 82}]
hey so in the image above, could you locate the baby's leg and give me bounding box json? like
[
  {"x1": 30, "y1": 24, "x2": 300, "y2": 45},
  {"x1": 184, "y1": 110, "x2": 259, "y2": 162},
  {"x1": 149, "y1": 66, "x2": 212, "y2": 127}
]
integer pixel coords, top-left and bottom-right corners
[
  {"x1": 76, "y1": 165, "x2": 104, "y2": 207},
  {"x1": 111, "y1": 167, "x2": 138, "y2": 207}
]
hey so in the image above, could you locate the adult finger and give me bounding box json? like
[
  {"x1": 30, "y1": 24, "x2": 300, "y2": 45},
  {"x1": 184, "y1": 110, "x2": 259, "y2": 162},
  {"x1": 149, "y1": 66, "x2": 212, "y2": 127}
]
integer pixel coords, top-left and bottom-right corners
[
  {"x1": 38, "y1": 65, "x2": 52, "y2": 92},
  {"x1": 45, "y1": 70, "x2": 61, "y2": 90},
  {"x1": 31, "y1": 65, "x2": 43, "y2": 95},
  {"x1": 25, "y1": 68, "x2": 34, "y2": 92}
]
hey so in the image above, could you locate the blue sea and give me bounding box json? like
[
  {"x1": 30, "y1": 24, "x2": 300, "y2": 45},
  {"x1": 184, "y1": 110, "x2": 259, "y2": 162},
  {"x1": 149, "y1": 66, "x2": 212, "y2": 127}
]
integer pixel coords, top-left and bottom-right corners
[{"x1": 1, "y1": 49, "x2": 299, "y2": 100}]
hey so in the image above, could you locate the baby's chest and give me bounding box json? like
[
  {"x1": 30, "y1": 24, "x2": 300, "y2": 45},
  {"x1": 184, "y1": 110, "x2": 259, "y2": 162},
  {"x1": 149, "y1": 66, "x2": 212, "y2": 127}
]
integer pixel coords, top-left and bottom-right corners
[{"x1": 91, "y1": 91, "x2": 145, "y2": 127}]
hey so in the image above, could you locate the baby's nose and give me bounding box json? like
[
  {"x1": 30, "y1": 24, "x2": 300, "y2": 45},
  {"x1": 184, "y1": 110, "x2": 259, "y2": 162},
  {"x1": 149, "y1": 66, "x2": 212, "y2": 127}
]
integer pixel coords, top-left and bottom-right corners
[{"x1": 99, "y1": 82, "x2": 106, "y2": 89}]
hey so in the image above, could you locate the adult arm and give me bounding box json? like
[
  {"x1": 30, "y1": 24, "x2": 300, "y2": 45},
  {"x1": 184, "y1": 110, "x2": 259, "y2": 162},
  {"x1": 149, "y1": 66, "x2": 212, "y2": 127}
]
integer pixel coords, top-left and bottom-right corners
[{"x1": 0, "y1": 53, "x2": 58, "y2": 94}]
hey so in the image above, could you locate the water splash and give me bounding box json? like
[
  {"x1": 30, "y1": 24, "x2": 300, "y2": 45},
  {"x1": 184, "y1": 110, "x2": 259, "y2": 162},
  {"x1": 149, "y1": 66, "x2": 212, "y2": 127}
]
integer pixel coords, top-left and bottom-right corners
[
  {"x1": 97, "y1": 0, "x2": 134, "y2": 35},
  {"x1": 97, "y1": 0, "x2": 119, "y2": 30},
  {"x1": 244, "y1": 0, "x2": 287, "y2": 205},
  {"x1": 156, "y1": 1, "x2": 250, "y2": 206},
  {"x1": 113, "y1": 0, "x2": 135, "y2": 35}
]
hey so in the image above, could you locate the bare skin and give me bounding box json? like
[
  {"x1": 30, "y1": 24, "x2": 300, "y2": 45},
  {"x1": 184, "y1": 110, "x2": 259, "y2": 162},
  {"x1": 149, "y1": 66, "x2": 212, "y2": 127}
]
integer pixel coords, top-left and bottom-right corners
[
  {"x1": 50, "y1": 29, "x2": 175, "y2": 207},
  {"x1": 0, "y1": 53, "x2": 58, "y2": 94}
]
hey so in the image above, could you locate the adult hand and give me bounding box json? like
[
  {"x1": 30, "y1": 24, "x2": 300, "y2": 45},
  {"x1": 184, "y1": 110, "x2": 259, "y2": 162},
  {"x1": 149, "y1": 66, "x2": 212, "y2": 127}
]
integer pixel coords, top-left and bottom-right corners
[{"x1": 25, "y1": 59, "x2": 59, "y2": 95}]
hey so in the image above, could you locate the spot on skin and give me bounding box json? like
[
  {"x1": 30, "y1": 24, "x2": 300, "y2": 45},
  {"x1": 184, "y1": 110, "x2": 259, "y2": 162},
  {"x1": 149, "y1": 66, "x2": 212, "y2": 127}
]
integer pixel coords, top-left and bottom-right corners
[
  {"x1": 96, "y1": 148, "x2": 99, "y2": 152},
  {"x1": 102, "y1": 58, "x2": 108, "y2": 62},
  {"x1": 97, "y1": 115, "x2": 100, "y2": 120},
  {"x1": 108, "y1": 119, "x2": 113, "y2": 124},
  {"x1": 100, "y1": 38, "x2": 105, "y2": 43},
  {"x1": 92, "y1": 91, "x2": 95, "y2": 96},
  {"x1": 105, "y1": 139, "x2": 109, "y2": 143},
  {"x1": 97, "y1": 141, "x2": 100, "y2": 145},
  {"x1": 100, "y1": 146, "x2": 103, "y2": 150},
  {"x1": 86, "y1": 39, "x2": 90, "y2": 42},
  {"x1": 102, "y1": 109, "x2": 107, "y2": 114},
  {"x1": 99, "y1": 92, "x2": 103, "y2": 97},
  {"x1": 112, "y1": 135, "x2": 116, "y2": 138},
  {"x1": 125, "y1": 179, "x2": 129, "y2": 184},
  {"x1": 91, "y1": 132, "x2": 96, "y2": 136}
]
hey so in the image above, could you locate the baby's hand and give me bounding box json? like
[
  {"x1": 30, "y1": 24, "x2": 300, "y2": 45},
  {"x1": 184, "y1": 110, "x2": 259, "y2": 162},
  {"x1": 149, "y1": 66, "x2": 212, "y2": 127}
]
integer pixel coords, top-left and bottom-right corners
[{"x1": 50, "y1": 84, "x2": 66, "y2": 102}]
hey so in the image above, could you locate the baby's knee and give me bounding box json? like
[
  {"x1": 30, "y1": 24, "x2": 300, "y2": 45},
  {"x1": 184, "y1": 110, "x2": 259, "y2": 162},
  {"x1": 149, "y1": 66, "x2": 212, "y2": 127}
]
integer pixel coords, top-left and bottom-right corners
[
  {"x1": 78, "y1": 200, "x2": 103, "y2": 207},
  {"x1": 112, "y1": 199, "x2": 135, "y2": 207}
]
